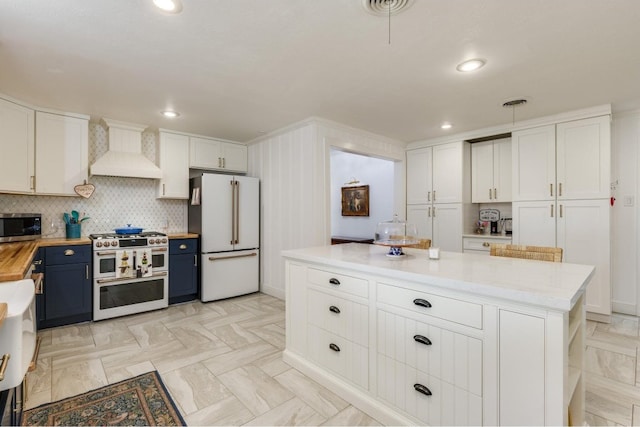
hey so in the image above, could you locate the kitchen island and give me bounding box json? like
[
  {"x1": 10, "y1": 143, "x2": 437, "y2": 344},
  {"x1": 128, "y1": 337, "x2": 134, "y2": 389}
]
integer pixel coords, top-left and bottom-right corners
[{"x1": 283, "y1": 243, "x2": 593, "y2": 426}]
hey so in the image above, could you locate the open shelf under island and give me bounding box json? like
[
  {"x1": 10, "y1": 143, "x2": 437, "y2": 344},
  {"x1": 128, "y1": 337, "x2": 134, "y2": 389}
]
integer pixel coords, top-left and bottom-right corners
[{"x1": 282, "y1": 243, "x2": 593, "y2": 426}]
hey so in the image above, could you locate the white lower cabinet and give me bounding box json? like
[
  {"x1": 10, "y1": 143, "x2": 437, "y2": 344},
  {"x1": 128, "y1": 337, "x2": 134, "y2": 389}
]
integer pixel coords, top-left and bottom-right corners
[
  {"x1": 284, "y1": 260, "x2": 584, "y2": 426},
  {"x1": 513, "y1": 198, "x2": 611, "y2": 317},
  {"x1": 407, "y1": 203, "x2": 463, "y2": 252},
  {"x1": 462, "y1": 236, "x2": 512, "y2": 254},
  {"x1": 377, "y1": 309, "x2": 483, "y2": 425}
]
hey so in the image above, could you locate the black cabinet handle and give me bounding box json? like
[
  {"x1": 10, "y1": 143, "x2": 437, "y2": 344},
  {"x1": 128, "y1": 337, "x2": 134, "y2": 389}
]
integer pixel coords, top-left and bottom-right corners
[
  {"x1": 413, "y1": 335, "x2": 432, "y2": 346},
  {"x1": 329, "y1": 343, "x2": 340, "y2": 352},
  {"x1": 329, "y1": 278, "x2": 340, "y2": 285},
  {"x1": 329, "y1": 305, "x2": 341, "y2": 314},
  {"x1": 413, "y1": 298, "x2": 432, "y2": 308},
  {"x1": 414, "y1": 383, "x2": 432, "y2": 396}
]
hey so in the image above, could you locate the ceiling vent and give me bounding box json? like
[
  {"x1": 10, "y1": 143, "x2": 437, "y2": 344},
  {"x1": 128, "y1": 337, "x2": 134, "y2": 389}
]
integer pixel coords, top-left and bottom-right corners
[{"x1": 362, "y1": 0, "x2": 414, "y2": 16}]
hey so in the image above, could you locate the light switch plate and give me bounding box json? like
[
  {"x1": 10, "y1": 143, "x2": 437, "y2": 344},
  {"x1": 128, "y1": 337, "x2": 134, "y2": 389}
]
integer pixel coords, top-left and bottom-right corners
[{"x1": 624, "y1": 196, "x2": 634, "y2": 207}]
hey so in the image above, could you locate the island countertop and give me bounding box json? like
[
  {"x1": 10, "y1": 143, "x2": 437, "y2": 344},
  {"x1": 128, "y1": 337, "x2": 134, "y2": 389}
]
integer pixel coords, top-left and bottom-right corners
[{"x1": 282, "y1": 243, "x2": 594, "y2": 311}]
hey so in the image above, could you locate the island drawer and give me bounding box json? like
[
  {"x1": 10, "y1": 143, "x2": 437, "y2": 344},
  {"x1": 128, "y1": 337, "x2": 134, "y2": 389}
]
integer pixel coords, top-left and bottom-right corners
[
  {"x1": 308, "y1": 288, "x2": 368, "y2": 346},
  {"x1": 378, "y1": 283, "x2": 482, "y2": 329},
  {"x1": 377, "y1": 353, "x2": 482, "y2": 425},
  {"x1": 307, "y1": 267, "x2": 368, "y2": 298},
  {"x1": 377, "y1": 309, "x2": 482, "y2": 395},
  {"x1": 308, "y1": 324, "x2": 368, "y2": 390}
]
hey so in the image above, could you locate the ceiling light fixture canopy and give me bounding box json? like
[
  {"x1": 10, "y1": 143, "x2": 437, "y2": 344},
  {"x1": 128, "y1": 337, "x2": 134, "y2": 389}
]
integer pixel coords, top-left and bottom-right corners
[
  {"x1": 456, "y1": 59, "x2": 486, "y2": 72},
  {"x1": 153, "y1": 0, "x2": 182, "y2": 13}
]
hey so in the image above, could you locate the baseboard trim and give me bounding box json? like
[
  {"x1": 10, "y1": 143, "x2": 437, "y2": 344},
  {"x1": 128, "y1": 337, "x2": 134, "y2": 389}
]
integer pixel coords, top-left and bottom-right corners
[
  {"x1": 612, "y1": 301, "x2": 637, "y2": 316},
  {"x1": 260, "y1": 283, "x2": 285, "y2": 300},
  {"x1": 586, "y1": 312, "x2": 612, "y2": 323}
]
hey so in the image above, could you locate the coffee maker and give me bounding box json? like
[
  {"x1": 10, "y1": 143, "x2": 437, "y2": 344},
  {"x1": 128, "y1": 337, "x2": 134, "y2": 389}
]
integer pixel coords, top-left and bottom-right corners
[
  {"x1": 479, "y1": 209, "x2": 500, "y2": 235},
  {"x1": 503, "y1": 218, "x2": 512, "y2": 235}
]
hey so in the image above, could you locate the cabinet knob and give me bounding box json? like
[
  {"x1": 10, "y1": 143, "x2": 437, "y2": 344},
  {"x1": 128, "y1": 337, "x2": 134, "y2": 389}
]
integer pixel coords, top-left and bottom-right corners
[
  {"x1": 413, "y1": 298, "x2": 432, "y2": 308},
  {"x1": 329, "y1": 278, "x2": 340, "y2": 286},
  {"x1": 413, "y1": 383, "x2": 432, "y2": 396},
  {"x1": 413, "y1": 335, "x2": 432, "y2": 346},
  {"x1": 329, "y1": 343, "x2": 340, "y2": 352},
  {"x1": 64, "y1": 249, "x2": 75, "y2": 256},
  {"x1": 329, "y1": 305, "x2": 341, "y2": 314},
  {"x1": 179, "y1": 244, "x2": 187, "y2": 250}
]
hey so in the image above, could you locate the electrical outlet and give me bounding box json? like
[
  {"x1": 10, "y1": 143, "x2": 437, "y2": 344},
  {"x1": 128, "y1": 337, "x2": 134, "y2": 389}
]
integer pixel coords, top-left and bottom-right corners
[{"x1": 624, "y1": 196, "x2": 634, "y2": 207}]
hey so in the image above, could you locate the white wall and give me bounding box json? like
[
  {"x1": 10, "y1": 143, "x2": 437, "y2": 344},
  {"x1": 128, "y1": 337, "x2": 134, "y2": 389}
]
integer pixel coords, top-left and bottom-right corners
[
  {"x1": 248, "y1": 118, "x2": 405, "y2": 299},
  {"x1": 611, "y1": 110, "x2": 640, "y2": 315},
  {"x1": 330, "y1": 149, "x2": 396, "y2": 239}
]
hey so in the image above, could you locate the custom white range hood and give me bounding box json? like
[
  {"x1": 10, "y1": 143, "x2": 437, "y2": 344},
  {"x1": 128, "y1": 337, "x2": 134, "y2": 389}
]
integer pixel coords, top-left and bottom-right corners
[{"x1": 90, "y1": 118, "x2": 162, "y2": 179}]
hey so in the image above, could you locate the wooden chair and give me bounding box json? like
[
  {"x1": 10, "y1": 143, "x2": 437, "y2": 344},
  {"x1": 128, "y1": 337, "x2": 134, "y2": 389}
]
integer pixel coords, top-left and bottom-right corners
[{"x1": 489, "y1": 244, "x2": 563, "y2": 262}]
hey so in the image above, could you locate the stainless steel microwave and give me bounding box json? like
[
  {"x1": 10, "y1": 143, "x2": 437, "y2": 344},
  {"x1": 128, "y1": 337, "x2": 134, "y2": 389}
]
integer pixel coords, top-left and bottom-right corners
[{"x1": 0, "y1": 213, "x2": 42, "y2": 243}]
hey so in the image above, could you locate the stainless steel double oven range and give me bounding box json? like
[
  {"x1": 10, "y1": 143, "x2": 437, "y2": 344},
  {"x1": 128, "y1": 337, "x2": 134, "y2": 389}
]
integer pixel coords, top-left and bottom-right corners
[{"x1": 90, "y1": 232, "x2": 169, "y2": 320}]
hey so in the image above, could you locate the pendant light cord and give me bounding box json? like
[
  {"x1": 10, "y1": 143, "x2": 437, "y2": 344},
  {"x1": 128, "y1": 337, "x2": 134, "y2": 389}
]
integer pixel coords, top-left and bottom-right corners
[{"x1": 388, "y1": 0, "x2": 391, "y2": 44}]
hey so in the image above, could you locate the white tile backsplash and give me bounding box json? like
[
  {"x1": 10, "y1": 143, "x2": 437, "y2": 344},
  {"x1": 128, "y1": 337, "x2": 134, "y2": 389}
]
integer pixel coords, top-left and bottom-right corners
[{"x1": 0, "y1": 123, "x2": 187, "y2": 238}]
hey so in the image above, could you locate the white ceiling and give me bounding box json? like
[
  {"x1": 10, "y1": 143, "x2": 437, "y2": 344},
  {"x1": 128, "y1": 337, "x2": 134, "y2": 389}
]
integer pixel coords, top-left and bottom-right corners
[{"x1": 2, "y1": 0, "x2": 640, "y2": 144}]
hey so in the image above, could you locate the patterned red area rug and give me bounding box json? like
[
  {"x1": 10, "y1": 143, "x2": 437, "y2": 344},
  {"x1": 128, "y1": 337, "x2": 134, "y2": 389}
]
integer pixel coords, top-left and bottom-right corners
[{"x1": 22, "y1": 371, "x2": 185, "y2": 426}]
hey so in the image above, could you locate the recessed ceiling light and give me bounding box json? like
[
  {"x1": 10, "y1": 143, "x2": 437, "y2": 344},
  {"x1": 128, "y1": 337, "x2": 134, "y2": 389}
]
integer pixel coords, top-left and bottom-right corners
[
  {"x1": 162, "y1": 110, "x2": 180, "y2": 118},
  {"x1": 441, "y1": 122, "x2": 453, "y2": 130},
  {"x1": 456, "y1": 59, "x2": 486, "y2": 72},
  {"x1": 153, "y1": 0, "x2": 182, "y2": 13}
]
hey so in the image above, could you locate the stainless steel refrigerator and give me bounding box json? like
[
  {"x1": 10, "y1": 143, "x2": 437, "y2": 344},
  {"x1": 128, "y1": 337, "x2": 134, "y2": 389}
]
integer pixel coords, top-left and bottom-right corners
[{"x1": 188, "y1": 173, "x2": 259, "y2": 301}]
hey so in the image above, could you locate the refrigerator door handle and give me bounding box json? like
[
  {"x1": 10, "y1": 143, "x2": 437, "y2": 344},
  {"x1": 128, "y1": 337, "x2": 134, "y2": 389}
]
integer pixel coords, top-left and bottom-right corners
[
  {"x1": 230, "y1": 180, "x2": 235, "y2": 245},
  {"x1": 235, "y1": 180, "x2": 240, "y2": 245},
  {"x1": 209, "y1": 252, "x2": 257, "y2": 261}
]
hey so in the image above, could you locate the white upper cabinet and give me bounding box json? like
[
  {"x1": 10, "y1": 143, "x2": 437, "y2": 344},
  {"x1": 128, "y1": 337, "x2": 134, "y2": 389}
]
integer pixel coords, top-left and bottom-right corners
[
  {"x1": 407, "y1": 142, "x2": 463, "y2": 205},
  {"x1": 35, "y1": 111, "x2": 89, "y2": 196},
  {"x1": 0, "y1": 97, "x2": 34, "y2": 193},
  {"x1": 0, "y1": 100, "x2": 88, "y2": 196},
  {"x1": 406, "y1": 147, "x2": 433, "y2": 205},
  {"x1": 471, "y1": 138, "x2": 512, "y2": 203},
  {"x1": 157, "y1": 131, "x2": 189, "y2": 199},
  {"x1": 512, "y1": 125, "x2": 556, "y2": 202},
  {"x1": 512, "y1": 116, "x2": 610, "y2": 202},
  {"x1": 189, "y1": 136, "x2": 247, "y2": 173},
  {"x1": 556, "y1": 115, "x2": 610, "y2": 200},
  {"x1": 432, "y1": 142, "x2": 463, "y2": 203}
]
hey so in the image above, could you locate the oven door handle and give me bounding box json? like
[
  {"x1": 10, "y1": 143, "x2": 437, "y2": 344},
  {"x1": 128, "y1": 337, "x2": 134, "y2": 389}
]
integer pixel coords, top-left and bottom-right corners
[
  {"x1": 96, "y1": 247, "x2": 167, "y2": 257},
  {"x1": 96, "y1": 271, "x2": 168, "y2": 284}
]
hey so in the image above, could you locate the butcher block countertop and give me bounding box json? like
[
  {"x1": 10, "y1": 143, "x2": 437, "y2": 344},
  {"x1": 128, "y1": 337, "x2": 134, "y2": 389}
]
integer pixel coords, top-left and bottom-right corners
[
  {"x1": 0, "y1": 237, "x2": 90, "y2": 282},
  {"x1": 0, "y1": 302, "x2": 6, "y2": 328},
  {"x1": 168, "y1": 233, "x2": 199, "y2": 239}
]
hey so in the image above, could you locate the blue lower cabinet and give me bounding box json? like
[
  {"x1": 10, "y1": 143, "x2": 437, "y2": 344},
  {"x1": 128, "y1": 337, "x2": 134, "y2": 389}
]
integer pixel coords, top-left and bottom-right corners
[
  {"x1": 38, "y1": 245, "x2": 92, "y2": 329},
  {"x1": 169, "y1": 239, "x2": 198, "y2": 304}
]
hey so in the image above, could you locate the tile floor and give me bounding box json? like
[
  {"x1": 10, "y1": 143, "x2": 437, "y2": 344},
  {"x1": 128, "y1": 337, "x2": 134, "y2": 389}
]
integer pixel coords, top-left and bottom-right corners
[
  {"x1": 25, "y1": 292, "x2": 640, "y2": 426},
  {"x1": 26, "y1": 293, "x2": 380, "y2": 426}
]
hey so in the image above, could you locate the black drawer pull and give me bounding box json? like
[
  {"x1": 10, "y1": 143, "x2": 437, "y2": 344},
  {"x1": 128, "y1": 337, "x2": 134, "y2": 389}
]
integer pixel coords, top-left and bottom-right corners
[
  {"x1": 329, "y1": 278, "x2": 340, "y2": 285},
  {"x1": 413, "y1": 335, "x2": 432, "y2": 346},
  {"x1": 329, "y1": 343, "x2": 340, "y2": 352},
  {"x1": 329, "y1": 305, "x2": 341, "y2": 314},
  {"x1": 414, "y1": 383, "x2": 432, "y2": 396},
  {"x1": 413, "y1": 298, "x2": 432, "y2": 308}
]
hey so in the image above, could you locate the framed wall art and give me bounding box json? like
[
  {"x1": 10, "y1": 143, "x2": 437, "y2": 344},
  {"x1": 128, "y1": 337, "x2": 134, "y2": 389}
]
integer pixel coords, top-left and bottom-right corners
[{"x1": 341, "y1": 185, "x2": 369, "y2": 216}]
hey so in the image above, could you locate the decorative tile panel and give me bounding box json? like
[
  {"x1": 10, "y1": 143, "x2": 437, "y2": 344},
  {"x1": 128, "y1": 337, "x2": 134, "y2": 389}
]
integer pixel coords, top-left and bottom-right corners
[{"x1": 0, "y1": 123, "x2": 187, "y2": 237}]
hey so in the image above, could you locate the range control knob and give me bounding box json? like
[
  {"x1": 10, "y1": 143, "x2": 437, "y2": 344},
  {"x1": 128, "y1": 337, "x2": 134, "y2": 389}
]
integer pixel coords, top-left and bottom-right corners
[
  {"x1": 111, "y1": 241, "x2": 118, "y2": 247},
  {"x1": 149, "y1": 239, "x2": 155, "y2": 244},
  {"x1": 95, "y1": 241, "x2": 103, "y2": 248},
  {"x1": 161, "y1": 238, "x2": 167, "y2": 243}
]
